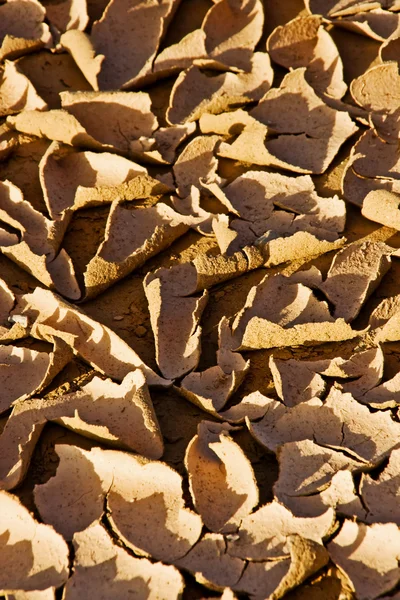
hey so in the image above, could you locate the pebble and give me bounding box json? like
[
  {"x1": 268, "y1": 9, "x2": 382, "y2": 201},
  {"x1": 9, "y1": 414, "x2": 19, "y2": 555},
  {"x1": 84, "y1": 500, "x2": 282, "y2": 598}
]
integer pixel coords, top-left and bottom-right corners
[
  {"x1": 135, "y1": 325, "x2": 147, "y2": 337},
  {"x1": 113, "y1": 315, "x2": 124, "y2": 321}
]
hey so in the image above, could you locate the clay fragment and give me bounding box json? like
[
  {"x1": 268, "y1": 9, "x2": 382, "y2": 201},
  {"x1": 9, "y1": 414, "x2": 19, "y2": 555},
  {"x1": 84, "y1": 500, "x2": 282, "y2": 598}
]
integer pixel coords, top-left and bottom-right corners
[
  {"x1": 234, "y1": 535, "x2": 329, "y2": 600},
  {"x1": 179, "y1": 317, "x2": 249, "y2": 416},
  {"x1": 35, "y1": 445, "x2": 203, "y2": 555},
  {"x1": 0, "y1": 490, "x2": 68, "y2": 592},
  {"x1": 0, "y1": 0, "x2": 52, "y2": 61},
  {"x1": 60, "y1": 30, "x2": 104, "y2": 91},
  {"x1": 130, "y1": 123, "x2": 196, "y2": 165},
  {"x1": 360, "y1": 447, "x2": 400, "y2": 523},
  {"x1": 328, "y1": 521, "x2": 400, "y2": 600},
  {"x1": 362, "y1": 189, "x2": 400, "y2": 230},
  {"x1": 0, "y1": 60, "x2": 47, "y2": 117},
  {"x1": 185, "y1": 421, "x2": 258, "y2": 532},
  {"x1": 91, "y1": 0, "x2": 181, "y2": 89},
  {"x1": 0, "y1": 338, "x2": 72, "y2": 414},
  {"x1": 153, "y1": 29, "x2": 207, "y2": 76},
  {"x1": 249, "y1": 386, "x2": 400, "y2": 463},
  {"x1": 0, "y1": 180, "x2": 80, "y2": 299},
  {"x1": 236, "y1": 68, "x2": 358, "y2": 174},
  {"x1": 173, "y1": 135, "x2": 222, "y2": 198},
  {"x1": 320, "y1": 241, "x2": 394, "y2": 322},
  {"x1": 13, "y1": 287, "x2": 168, "y2": 386},
  {"x1": 83, "y1": 202, "x2": 189, "y2": 299},
  {"x1": 42, "y1": 0, "x2": 89, "y2": 35},
  {"x1": 172, "y1": 186, "x2": 215, "y2": 235},
  {"x1": 39, "y1": 141, "x2": 147, "y2": 218},
  {"x1": 227, "y1": 501, "x2": 334, "y2": 560},
  {"x1": 199, "y1": 108, "x2": 257, "y2": 135},
  {"x1": 231, "y1": 272, "x2": 361, "y2": 351},
  {"x1": 167, "y1": 53, "x2": 273, "y2": 125},
  {"x1": 274, "y1": 439, "x2": 366, "y2": 501},
  {"x1": 175, "y1": 533, "x2": 245, "y2": 590},
  {"x1": 64, "y1": 523, "x2": 184, "y2": 600},
  {"x1": 267, "y1": 15, "x2": 347, "y2": 99},
  {"x1": 144, "y1": 263, "x2": 208, "y2": 380}
]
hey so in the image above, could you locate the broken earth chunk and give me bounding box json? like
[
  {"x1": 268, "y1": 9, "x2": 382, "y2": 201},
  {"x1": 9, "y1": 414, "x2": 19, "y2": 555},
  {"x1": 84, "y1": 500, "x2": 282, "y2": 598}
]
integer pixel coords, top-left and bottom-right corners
[
  {"x1": 35, "y1": 445, "x2": 203, "y2": 555},
  {"x1": 173, "y1": 135, "x2": 222, "y2": 198},
  {"x1": 185, "y1": 421, "x2": 258, "y2": 533},
  {"x1": 0, "y1": 490, "x2": 69, "y2": 592},
  {"x1": 175, "y1": 533, "x2": 245, "y2": 590},
  {"x1": 0, "y1": 370, "x2": 163, "y2": 491},
  {"x1": 361, "y1": 447, "x2": 400, "y2": 524},
  {"x1": 39, "y1": 141, "x2": 147, "y2": 218},
  {"x1": 60, "y1": 30, "x2": 104, "y2": 91},
  {"x1": 274, "y1": 439, "x2": 366, "y2": 501},
  {"x1": 167, "y1": 53, "x2": 273, "y2": 125},
  {"x1": 83, "y1": 202, "x2": 189, "y2": 299},
  {"x1": 230, "y1": 272, "x2": 361, "y2": 351},
  {"x1": 144, "y1": 263, "x2": 208, "y2": 380},
  {"x1": 13, "y1": 287, "x2": 168, "y2": 386},
  {"x1": 227, "y1": 500, "x2": 334, "y2": 560},
  {"x1": 235, "y1": 68, "x2": 358, "y2": 174},
  {"x1": 0, "y1": 0, "x2": 52, "y2": 61},
  {"x1": 91, "y1": 0, "x2": 181, "y2": 89},
  {"x1": 0, "y1": 338, "x2": 72, "y2": 414},
  {"x1": 319, "y1": 241, "x2": 394, "y2": 322},
  {"x1": 0, "y1": 60, "x2": 47, "y2": 117},
  {"x1": 267, "y1": 15, "x2": 347, "y2": 99},
  {"x1": 63, "y1": 523, "x2": 184, "y2": 600},
  {"x1": 234, "y1": 535, "x2": 329, "y2": 600},
  {"x1": 248, "y1": 386, "x2": 400, "y2": 463},
  {"x1": 328, "y1": 521, "x2": 400, "y2": 600},
  {"x1": 41, "y1": 0, "x2": 89, "y2": 36},
  {"x1": 179, "y1": 316, "x2": 249, "y2": 416}
]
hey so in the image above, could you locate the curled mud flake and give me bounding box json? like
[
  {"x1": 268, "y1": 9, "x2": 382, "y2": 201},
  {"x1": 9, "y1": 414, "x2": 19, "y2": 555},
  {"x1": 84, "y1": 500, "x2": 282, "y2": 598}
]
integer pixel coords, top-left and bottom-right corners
[
  {"x1": 227, "y1": 500, "x2": 334, "y2": 560},
  {"x1": 250, "y1": 386, "x2": 400, "y2": 463},
  {"x1": 144, "y1": 263, "x2": 208, "y2": 380},
  {"x1": 173, "y1": 135, "x2": 221, "y2": 198},
  {"x1": 267, "y1": 15, "x2": 347, "y2": 99},
  {"x1": 0, "y1": 0, "x2": 52, "y2": 61},
  {"x1": 0, "y1": 60, "x2": 47, "y2": 117},
  {"x1": 202, "y1": 0, "x2": 264, "y2": 69},
  {"x1": 0, "y1": 338, "x2": 72, "y2": 414},
  {"x1": 60, "y1": 30, "x2": 104, "y2": 91},
  {"x1": 199, "y1": 108, "x2": 257, "y2": 135},
  {"x1": 106, "y1": 456, "x2": 203, "y2": 562},
  {"x1": 83, "y1": 202, "x2": 188, "y2": 299},
  {"x1": 234, "y1": 535, "x2": 329, "y2": 600},
  {"x1": 42, "y1": 0, "x2": 88, "y2": 35},
  {"x1": 175, "y1": 533, "x2": 245, "y2": 590},
  {"x1": 184, "y1": 420, "x2": 258, "y2": 533},
  {"x1": 231, "y1": 272, "x2": 360, "y2": 351},
  {"x1": 260, "y1": 231, "x2": 345, "y2": 269},
  {"x1": 13, "y1": 287, "x2": 168, "y2": 386},
  {"x1": 39, "y1": 141, "x2": 147, "y2": 218},
  {"x1": 372, "y1": 294, "x2": 400, "y2": 343},
  {"x1": 60, "y1": 90, "x2": 158, "y2": 154},
  {"x1": 248, "y1": 68, "x2": 358, "y2": 174},
  {"x1": 0, "y1": 180, "x2": 80, "y2": 300},
  {"x1": 362, "y1": 189, "x2": 400, "y2": 230},
  {"x1": 0, "y1": 279, "x2": 15, "y2": 336},
  {"x1": 269, "y1": 355, "x2": 326, "y2": 407},
  {"x1": 361, "y1": 371, "x2": 400, "y2": 408},
  {"x1": 191, "y1": 250, "x2": 249, "y2": 291},
  {"x1": 64, "y1": 522, "x2": 184, "y2": 600},
  {"x1": 351, "y1": 62, "x2": 400, "y2": 113},
  {"x1": 274, "y1": 439, "x2": 366, "y2": 501},
  {"x1": 179, "y1": 317, "x2": 249, "y2": 416},
  {"x1": 328, "y1": 521, "x2": 400, "y2": 600},
  {"x1": 91, "y1": 0, "x2": 180, "y2": 90},
  {"x1": 380, "y1": 29, "x2": 400, "y2": 63},
  {"x1": 336, "y1": 8, "x2": 400, "y2": 41},
  {"x1": 6, "y1": 590, "x2": 55, "y2": 600},
  {"x1": 34, "y1": 445, "x2": 109, "y2": 541},
  {"x1": 219, "y1": 390, "x2": 271, "y2": 423},
  {"x1": 166, "y1": 52, "x2": 273, "y2": 125},
  {"x1": 153, "y1": 29, "x2": 207, "y2": 77},
  {"x1": 171, "y1": 186, "x2": 216, "y2": 236},
  {"x1": 320, "y1": 241, "x2": 394, "y2": 322},
  {"x1": 281, "y1": 470, "x2": 367, "y2": 521},
  {"x1": 130, "y1": 123, "x2": 196, "y2": 165},
  {"x1": 0, "y1": 490, "x2": 69, "y2": 592},
  {"x1": 361, "y1": 447, "x2": 400, "y2": 523},
  {"x1": 6, "y1": 109, "x2": 105, "y2": 150}
]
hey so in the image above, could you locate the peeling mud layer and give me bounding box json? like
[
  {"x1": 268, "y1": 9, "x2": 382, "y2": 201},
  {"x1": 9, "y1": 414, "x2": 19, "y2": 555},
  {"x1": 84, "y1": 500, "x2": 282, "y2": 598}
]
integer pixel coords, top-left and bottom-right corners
[{"x1": 2, "y1": 0, "x2": 400, "y2": 599}]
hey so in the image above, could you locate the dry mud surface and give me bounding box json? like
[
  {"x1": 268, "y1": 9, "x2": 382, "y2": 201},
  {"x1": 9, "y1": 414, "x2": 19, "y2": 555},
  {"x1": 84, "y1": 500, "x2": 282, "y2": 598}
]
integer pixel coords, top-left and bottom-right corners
[{"x1": 2, "y1": 0, "x2": 400, "y2": 599}]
